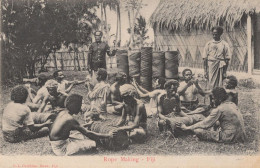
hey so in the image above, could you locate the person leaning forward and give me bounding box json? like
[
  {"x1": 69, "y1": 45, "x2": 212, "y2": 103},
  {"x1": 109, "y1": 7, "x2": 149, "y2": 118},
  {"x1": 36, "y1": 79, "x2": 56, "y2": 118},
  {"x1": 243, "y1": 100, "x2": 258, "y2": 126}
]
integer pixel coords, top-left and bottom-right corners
[{"x1": 87, "y1": 31, "x2": 117, "y2": 72}]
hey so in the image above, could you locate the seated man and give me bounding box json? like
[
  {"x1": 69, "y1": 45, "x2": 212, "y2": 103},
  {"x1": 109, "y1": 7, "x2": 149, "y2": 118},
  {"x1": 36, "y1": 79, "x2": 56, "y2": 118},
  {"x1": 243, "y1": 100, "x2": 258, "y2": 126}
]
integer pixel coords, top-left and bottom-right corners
[
  {"x1": 2, "y1": 85, "x2": 54, "y2": 143},
  {"x1": 32, "y1": 73, "x2": 50, "y2": 104},
  {"x1": 107, "y1": 72, "x2": 127, "y2": 115},
  {"x1": 177, "y1": 87, "x2": 246, "y2": 143},
  {"x1": 85, "y1": 68, "x2": 110, "y2": 115},
  {"x1": 157, "y1": 80, "x2": 191, "y2": 134},
  {"x1": 116, "y1": 84, "x2": 147, "y2": 143},
  {"x1": 49, "y1": 94, "x2": 116, "y2": 156},
  {"x1": 133, "y1": 77, "x2": 166, "y2": 117},
  {"x1": 223, "y1": 75, "x2": 238, "y2": 105},
  {"x1": 37, "y1": 80, "x2": 68, "y2": 113},
  {"x1": 178, "y1": 69, "x2": 207, "y2": 111},
  {"x1": 53, "y1": 70, "x2": 85, "y2": 94}
]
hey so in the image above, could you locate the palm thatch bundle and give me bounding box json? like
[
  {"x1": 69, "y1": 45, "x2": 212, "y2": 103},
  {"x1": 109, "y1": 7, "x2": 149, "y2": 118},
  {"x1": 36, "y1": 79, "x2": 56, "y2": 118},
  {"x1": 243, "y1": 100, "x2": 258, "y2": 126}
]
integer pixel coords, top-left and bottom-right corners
[{"x1": 150, "y1": 0, "x2": 257, "y2": 32}]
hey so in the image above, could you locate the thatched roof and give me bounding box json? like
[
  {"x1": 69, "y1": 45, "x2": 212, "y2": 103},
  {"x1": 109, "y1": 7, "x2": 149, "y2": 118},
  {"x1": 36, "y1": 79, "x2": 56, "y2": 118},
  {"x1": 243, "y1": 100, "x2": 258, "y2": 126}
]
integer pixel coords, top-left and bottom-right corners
[{"x1": 150, "y1": 0, "x2": 259, "y2": 32}]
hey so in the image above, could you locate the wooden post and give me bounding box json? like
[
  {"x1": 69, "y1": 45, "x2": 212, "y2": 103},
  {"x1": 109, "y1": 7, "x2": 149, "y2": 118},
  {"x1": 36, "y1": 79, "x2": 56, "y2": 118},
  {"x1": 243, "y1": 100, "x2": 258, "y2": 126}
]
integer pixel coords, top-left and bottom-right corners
[
  {"x1": 73, "y1": 52, "x2": 77, "y2": 71},
  {"x1": 53, "y1": 52, "x2": 58, "y2": 70},
  {"x1": 247, "y1": 14, "x2": 253, "y2": 75},
  {"x1": 61, "y1": 52, "x2": 64, "y2": 70},
  {"x1": 82, "y1": 52, "x2": 86, "y2": 70}
]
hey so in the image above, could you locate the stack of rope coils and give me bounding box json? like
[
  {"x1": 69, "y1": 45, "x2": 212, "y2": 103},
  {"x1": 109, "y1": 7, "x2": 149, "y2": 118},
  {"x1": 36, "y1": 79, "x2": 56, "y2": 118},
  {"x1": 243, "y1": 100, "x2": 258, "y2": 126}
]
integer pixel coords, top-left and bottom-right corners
[
  {"x1": 165, "y1": 51, "x2": 179, "y2": 79},
  {"x1": 140, "y1": 47, "x2": 153, "y2": 91},
  {"x1": 152, "y1": 51, "x2": 165, "y2": 78},
  {"x1": 128, "y1": 49, "x2": 141, "y2": 82},
  {"x1": 116, "y1": 50, "x2": 129, "y2": 78},
  {"x1": 90, "y1": 118, "x2": 129, "y2": 151}
]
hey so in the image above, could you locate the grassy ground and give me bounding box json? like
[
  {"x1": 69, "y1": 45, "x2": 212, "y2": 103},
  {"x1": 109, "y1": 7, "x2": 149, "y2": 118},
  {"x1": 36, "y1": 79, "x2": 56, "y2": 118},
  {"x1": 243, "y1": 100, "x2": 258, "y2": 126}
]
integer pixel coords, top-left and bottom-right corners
[{"x1": 0, "y1": 71, "x2": 259, "y2": 156}]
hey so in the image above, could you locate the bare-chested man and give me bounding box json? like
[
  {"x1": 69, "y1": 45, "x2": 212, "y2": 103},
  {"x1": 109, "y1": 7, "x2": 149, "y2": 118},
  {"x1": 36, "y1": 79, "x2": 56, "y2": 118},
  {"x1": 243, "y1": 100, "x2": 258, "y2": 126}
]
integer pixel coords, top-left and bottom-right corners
[
  {"x1": 107, "y1": 72, "x2": 127, "y2": 115},
  {"x1": 53, "y1": 70, "x2": 85, "y2": 94},
  {"x1": 133, "y1": 77, "x2": 166, "y2": 117},
  {"x1": 37, "y1": 80, "x2": 68, "y2": 113},
  {"x1": 116, "y1": 84, "x2": 147, "y2": 143},
  {"x1": 49, "y1": 94, "x2": 116, "y2": 156}
]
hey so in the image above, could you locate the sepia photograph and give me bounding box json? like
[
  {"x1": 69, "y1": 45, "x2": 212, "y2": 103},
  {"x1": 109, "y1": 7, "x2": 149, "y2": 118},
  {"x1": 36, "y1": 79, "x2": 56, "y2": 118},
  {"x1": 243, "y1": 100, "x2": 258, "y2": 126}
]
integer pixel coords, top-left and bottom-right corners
[{"x1": 1, "y1": 0, "x2": 260, "y2": 167}]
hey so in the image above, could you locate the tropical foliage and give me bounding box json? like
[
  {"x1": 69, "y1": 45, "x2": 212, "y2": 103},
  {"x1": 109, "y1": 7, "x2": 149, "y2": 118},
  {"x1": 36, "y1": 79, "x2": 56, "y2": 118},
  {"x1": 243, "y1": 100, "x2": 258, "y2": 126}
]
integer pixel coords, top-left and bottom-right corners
[{"x1": 2, "y1": 0, "x2": 99, "y2": 83}]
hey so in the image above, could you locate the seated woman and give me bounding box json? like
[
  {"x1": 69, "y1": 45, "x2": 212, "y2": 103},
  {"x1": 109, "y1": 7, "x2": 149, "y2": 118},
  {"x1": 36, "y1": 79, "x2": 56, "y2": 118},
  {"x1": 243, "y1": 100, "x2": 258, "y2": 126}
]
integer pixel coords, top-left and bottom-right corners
[
  {"x1": 2, "y1": 85, "x2": 55, "y2": 143},
  {"x1": 49, "y1": 94, "x2": 117, "y2": 156},
  {"x1": 133, "y1": 77, "x2": 166, "y2": 117},
  {"x1": 115, "y1": 84, "x2": 147, "y2": 143},
  {"x1": 177, "y1": 87, "x2": 246, "y2": 143}
]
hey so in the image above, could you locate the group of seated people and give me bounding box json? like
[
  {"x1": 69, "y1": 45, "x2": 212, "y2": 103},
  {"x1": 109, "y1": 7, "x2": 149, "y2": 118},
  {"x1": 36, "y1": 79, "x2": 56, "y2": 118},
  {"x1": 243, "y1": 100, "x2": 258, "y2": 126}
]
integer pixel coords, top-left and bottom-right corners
[{"x1": 2, "y1": 68, "x2": 246, "y2": 156}]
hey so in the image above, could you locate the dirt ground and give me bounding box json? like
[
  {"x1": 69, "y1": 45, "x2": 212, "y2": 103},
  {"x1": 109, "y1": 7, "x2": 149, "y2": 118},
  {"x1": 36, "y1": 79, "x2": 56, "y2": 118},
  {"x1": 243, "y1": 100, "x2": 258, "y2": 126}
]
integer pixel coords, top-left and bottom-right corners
[{"x1": 0, "y1": 71, "x2": 259, "y2": 156}]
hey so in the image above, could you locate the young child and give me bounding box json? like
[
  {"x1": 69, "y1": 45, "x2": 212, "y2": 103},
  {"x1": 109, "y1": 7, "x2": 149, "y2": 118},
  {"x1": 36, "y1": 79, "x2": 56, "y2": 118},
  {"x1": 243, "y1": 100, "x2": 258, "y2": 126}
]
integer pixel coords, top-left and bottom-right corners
[
  {"x1": 49, "y1": 94, "x2": 116, "y2": 156},
  {"x1": 2, "y1": 85, "x2": 54, "y2": 143},
  {"x1": 223, "y1": 75, "x2": 238, "y2": 105}
]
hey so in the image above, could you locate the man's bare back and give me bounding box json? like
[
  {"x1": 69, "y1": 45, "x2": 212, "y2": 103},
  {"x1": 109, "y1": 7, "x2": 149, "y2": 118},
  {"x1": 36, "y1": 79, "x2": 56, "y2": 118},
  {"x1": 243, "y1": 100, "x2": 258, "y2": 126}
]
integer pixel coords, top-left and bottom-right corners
[
  {"x1": 49, "y1": 110, "x2": 75, "y2": 141},
  {"x1": 110, "y1": 82, "x2": 123, "y2": 103}
]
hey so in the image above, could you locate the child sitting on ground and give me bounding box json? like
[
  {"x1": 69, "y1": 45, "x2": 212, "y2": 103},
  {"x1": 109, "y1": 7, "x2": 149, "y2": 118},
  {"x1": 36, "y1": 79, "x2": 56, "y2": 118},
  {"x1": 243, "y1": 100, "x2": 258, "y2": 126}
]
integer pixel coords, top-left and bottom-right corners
[
  {"x1": 2, "y1": 85, "x2": 54, "y2": 143},
  {"x1": 49, "y1": 94, "x2": 117, "y2": 156}
]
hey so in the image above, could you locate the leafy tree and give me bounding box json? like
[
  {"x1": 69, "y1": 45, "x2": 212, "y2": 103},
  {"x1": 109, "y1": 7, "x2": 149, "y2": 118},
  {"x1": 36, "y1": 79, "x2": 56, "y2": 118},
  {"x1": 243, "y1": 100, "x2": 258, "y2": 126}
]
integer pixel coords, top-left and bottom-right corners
[
  {"x1": 2, "y1": 0, "x2": 99, "y2": 84},
  {"x1": 127, "y1": 15, "x2": 149, "y2": 48}
]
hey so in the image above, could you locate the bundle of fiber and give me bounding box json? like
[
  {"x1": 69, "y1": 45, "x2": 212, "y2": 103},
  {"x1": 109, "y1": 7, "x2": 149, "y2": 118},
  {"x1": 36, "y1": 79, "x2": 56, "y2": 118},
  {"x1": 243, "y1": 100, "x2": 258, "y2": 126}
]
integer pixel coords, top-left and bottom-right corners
[
  {"x1": 152, "y1": 51, "x2": 165, "y2": 78},
  {"x1": 116, "y1": 50, "x2": 129, "y2": 77},
  {"x1": 165, "y1": 51, "x2": 179, "y2": 79},
  {"x1": 140, "y1": 47, "x2": 153, "y2": 91},
  {"x1": 90, "y1": 118, "x2": 129, "y2": 151},
  {"x1": 128, "y1": 49, "x2": 141, "y2": 77}
]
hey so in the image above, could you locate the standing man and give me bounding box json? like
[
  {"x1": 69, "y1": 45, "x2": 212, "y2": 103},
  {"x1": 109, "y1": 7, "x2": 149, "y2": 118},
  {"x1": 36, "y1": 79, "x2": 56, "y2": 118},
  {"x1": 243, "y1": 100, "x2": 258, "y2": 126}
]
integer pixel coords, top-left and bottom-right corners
[
  {"x1": 87, "y1": 31, "x2": 117, "y2": 72},
  {"x1": 203, "y1": 26, "x2": 231, "y2": 89}
]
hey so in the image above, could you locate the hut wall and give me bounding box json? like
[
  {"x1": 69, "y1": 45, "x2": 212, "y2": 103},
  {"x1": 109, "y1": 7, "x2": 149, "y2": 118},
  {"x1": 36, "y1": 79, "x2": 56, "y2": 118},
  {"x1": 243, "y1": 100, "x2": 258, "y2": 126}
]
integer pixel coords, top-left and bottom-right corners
[{"x1": 154, "y1": 25, "x2": 248, "y2": 72}]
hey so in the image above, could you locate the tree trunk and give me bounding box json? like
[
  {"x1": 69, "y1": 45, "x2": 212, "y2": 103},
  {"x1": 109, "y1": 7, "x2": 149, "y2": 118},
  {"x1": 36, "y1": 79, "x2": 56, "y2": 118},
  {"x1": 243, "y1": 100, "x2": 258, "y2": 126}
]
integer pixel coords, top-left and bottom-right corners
[
  {"x1": 127, "y1": 10, "x2": 132, "y2": 47},
  {"x1": 103, "y1": 5, "x2": 109, "y2": 43},
  {"x1": 115, "y1": 5, "x2": 118, "y2": 46},
  {"x1": 100, "y1": 2, "x2": 104, "y2": 33},
  {"x1": 117, "y1": 3, "x2": 121, "y2": 47}
]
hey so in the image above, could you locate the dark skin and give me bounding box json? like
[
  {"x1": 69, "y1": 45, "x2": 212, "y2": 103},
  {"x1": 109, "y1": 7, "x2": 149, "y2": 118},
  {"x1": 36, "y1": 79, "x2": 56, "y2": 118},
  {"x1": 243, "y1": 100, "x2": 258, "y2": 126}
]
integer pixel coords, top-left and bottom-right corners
[
  {"x1": 204, "y1": 29, "x2": 229, "y2": 79},
  {"x1": 178, "y1": 70, "x2": 206, "y2": 97},
  {"x1": 37, "y1": 86, "x2": 67, "y2": 113},
  {"x1": 108, "y1": 75, "x2": 127, "y2": 109},
  {"x1": 49, "y1": 101, "x2": 117, "y2": 141},
  {"x1": 116, "y1": 96, "x2": 146, "y2": 132},
  {"x1": 55, "y1": 71, "x2": 86, "y2": 94},
  {"x1": 158, "y1": 83, "x2": 188, "y2": 120}
]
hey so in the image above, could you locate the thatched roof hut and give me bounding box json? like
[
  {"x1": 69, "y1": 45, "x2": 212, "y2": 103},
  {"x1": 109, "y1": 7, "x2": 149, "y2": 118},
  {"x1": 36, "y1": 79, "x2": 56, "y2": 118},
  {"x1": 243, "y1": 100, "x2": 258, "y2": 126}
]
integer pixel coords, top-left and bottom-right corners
[{"x1": 150, "y1": 0, "x2": 260, "y2": 73}]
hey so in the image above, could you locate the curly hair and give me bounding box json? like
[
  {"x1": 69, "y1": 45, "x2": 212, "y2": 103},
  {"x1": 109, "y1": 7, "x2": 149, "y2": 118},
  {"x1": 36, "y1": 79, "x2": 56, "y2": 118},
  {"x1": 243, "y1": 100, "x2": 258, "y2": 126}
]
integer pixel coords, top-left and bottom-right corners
[
  {"x1": 11, "y1": 85, "x2": 28, "y2": 104},
  {"x1": 120, "y1": 84, "x2": 137, "y2": 97},
  {"x1": 45, "y1": 79, "x2": 58, "y2": 88},
  {"x1": 53, "y1": 70, "x2": 62, "y2": 79},
  {"x1": 65, "y1": 94, "x2": 83, "y2": 114},
  {"x1": 226, "y1": 75, "x2": 238, "y2": 89},
  {"x1": 97, "y1": 68, "x2": 107, "y2": 81},
  {"x1": 212, "y1": 87, "x2": 227, "y2": 102},
  {"x1": 153, "y1": 77, "x2": 166, "y2": 89},
  {"x1": 38, "y1": 73, "x2": 48, "y2": 87},
  {"x1": 115, "y1": 72, "x2": 127, "y2": 81},
  {"x1": 212, "y1": 26, "x2": 224, "y2": 35},
  {"x1": 164, "y1": 79, "x2": 179, "y2": 89},
  {"x1": 182, "y1": 68, "x2": 192, "y2": 77}
]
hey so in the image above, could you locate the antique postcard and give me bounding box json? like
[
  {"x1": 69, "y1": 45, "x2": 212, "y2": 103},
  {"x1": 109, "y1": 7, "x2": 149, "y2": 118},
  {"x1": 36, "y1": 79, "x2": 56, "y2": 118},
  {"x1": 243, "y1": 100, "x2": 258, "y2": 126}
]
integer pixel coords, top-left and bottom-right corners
[{"x1": 1, "y1": 0, "x2": 260, "y2": 167}]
